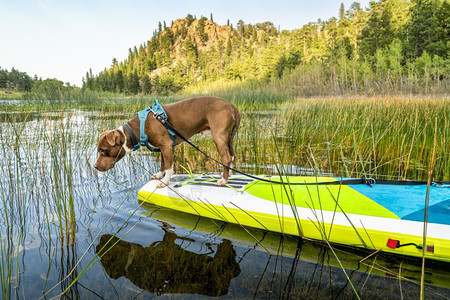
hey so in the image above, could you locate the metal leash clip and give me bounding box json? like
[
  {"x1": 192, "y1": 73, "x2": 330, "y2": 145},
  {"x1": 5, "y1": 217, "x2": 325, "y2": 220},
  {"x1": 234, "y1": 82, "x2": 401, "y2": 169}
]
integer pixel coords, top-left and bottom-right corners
[{"x1": 153, "y1": 111, "x2": 167, "y2": 124}]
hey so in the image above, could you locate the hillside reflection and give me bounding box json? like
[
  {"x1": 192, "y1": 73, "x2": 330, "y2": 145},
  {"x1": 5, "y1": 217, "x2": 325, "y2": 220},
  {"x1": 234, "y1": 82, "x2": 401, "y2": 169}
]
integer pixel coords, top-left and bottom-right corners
[{"x1": 96, "y1": 228, "x2": 241, "y2": 296}]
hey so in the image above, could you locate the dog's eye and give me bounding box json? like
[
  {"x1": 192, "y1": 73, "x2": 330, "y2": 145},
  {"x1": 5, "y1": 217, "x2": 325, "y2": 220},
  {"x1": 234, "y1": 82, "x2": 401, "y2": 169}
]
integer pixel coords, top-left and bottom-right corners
[{"x1": 98, "y1": 148, "x2": 109, "y2": 156}]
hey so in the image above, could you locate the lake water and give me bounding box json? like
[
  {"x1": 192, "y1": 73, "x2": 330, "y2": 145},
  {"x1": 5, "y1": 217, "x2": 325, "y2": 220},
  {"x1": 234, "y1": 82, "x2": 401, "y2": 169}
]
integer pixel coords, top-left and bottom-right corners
[{"x1": 1, "y1": 109, "x2": 449, "y2": 299}]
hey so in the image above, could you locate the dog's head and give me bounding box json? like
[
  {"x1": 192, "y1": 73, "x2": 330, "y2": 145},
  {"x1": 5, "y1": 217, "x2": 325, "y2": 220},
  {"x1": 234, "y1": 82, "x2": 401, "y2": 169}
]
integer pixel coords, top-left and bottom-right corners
[{"x1": 94, "y1": 130, "x2": 127, "y2": 171}]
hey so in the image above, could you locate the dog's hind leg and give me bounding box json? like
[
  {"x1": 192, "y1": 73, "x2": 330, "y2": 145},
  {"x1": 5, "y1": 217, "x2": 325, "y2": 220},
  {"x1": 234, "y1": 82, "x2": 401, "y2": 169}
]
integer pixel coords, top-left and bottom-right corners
[
  {"x1": 226, "y1": 112, "x2": 240, "y2": 178},
  {"x1": 212, "y1": 132, "x2": 233, "y2": 186},
  {"x1": 227, "y1": 129, "x2": 238, "y2": 177}
]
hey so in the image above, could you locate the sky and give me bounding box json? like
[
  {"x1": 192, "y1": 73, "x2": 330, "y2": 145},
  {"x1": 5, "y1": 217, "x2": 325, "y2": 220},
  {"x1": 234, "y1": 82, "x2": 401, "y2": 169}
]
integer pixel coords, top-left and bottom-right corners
[{"x1": 0, "y1": 0, "x2": 371, "y2": 87}]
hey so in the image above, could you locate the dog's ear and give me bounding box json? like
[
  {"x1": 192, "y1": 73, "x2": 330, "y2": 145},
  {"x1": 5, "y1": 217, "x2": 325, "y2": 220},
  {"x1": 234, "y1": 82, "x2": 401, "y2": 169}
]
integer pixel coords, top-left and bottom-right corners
[{"x1": 105, "y1": 130, "x2": 121, "y2": 146}]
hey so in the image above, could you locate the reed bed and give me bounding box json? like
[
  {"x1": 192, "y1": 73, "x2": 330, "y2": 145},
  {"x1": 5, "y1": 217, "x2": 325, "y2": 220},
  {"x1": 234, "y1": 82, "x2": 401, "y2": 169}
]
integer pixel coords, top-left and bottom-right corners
[
  {"x1": 182, "y1": 96, "x2": 449, "y2": 182},
  {"x1": 275, "y1": 97, "x2": 449, "y2": 181}
]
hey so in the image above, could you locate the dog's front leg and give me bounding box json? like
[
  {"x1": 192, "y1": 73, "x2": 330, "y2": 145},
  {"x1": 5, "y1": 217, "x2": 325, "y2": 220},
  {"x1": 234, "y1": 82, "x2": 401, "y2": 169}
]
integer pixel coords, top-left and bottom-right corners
[
  {"x1": 151, "y1": 154, "x2": 165, "y2": 180},
  {"x1": 156, "y1": 145, "x2": 174, "y2": 188}
]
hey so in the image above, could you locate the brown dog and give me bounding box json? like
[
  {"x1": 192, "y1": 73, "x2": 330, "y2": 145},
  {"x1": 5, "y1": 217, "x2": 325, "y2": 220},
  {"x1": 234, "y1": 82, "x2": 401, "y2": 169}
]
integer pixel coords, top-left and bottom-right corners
[{"x1": 94, "y1": 97, "x2": 240, "y2": 188}]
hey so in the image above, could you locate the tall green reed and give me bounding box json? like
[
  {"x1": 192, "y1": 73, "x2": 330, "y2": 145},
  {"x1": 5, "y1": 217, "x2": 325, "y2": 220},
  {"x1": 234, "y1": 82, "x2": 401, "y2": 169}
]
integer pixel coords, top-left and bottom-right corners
[
  {"x1": 230, "y1": 97, "x2": 449, "y2": 181},
  {"x1": 0, "y1": 112, "x2": 38, "y2": 299}
]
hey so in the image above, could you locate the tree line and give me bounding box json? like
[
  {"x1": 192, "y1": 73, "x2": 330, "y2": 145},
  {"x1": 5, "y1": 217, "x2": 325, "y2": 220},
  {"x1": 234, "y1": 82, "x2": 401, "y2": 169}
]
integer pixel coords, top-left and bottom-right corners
[{"x1": 0, "y1": 66, "x2": 75, "y2": 98}]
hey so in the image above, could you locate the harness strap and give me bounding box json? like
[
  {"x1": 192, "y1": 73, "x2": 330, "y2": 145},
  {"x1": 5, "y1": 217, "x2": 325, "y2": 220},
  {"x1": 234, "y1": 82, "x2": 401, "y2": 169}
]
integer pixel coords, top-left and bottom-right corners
[
  {"x1": 122, "y1": 99, "x2": 177, "y2": 153},
  {"x1": 135, "y1": 107, "x2": 161, "y2": 152},
  {"x1": 150, "y1": 99, "x2": 178, "y2": 146},
  {"x1": 137, "y1": 108, "x2": 151, "y2": 147}
]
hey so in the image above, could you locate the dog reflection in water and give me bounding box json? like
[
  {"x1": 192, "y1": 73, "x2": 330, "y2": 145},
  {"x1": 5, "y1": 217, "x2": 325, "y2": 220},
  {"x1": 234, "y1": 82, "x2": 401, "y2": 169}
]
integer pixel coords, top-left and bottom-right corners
[{"x1": 96, "y1": 227, "x2": 241, "y2": 296}]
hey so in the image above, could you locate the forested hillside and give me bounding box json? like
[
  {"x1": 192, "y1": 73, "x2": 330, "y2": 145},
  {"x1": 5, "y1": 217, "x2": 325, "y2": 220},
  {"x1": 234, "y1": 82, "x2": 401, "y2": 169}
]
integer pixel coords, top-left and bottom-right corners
[{"x1": 83, "y1": 0, "x2": 449, "y2": 96}]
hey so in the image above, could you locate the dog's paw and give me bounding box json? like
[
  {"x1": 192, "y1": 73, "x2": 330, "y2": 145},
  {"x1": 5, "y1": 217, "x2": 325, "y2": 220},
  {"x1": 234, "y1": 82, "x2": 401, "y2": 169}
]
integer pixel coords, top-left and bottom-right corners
[
  {"x1": 156, "y1": 181, "x2": 167, "y2": 188},
  {"x1": 151, "y1": 172, "x2": 164, "y2": 180},
  {"x1": 216, "y1": 178, "x2": 227, "y2": 186}
]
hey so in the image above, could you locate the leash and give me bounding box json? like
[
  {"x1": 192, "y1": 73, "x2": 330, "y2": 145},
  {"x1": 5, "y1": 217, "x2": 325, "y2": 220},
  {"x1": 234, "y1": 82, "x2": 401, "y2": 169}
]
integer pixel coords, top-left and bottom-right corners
[{"x1": 152, "y1": 110, "x2": 450, "y2": 187}]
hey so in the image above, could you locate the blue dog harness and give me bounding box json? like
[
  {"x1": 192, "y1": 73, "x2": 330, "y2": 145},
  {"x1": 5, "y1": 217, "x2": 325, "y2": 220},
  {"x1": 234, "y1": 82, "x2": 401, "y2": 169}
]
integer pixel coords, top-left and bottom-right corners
[{"x1": 126, "y1": 99, "x2": 178, "y2": 152}]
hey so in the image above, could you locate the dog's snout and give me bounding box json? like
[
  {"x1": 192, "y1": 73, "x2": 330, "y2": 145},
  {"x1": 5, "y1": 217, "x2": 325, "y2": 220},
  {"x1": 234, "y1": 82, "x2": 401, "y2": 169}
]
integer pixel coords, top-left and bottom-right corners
[
  {"x1": 94, "y1": 162, "x2": 102, "y2": 171},
  {"x1": 93, "y1": 159, "x2": 113, "y2": 172}
]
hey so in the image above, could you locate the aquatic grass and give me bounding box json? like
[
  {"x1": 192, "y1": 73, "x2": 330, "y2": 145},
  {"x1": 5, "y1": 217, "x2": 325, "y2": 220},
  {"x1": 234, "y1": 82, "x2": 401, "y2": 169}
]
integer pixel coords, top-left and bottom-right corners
[
  {"x1": 0, "y1": 112, "x2": 39, "y2": 300},
  {"x1": 183, "y1": 78, "x2": 289, "y2": 111},
  {"x1": 43, "y1": 114, "x2": 76, "y2": 246},
  {"x1": 229, "y1": 96, "x2": 449, "y2": 181}
]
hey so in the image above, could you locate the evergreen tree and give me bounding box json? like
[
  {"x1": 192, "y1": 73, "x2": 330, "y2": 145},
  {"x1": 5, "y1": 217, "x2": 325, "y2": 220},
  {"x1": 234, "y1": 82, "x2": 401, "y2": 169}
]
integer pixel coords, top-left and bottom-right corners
[
  {"x1": 186, "y1": 14, "x2": 194, "y2": 26},
  {"x1": 405, "y1": 0, "x2": 449, "y2": 59},
  {"x1": 115, "y1": 70, "x2": 124, "y2": 93},
  {"x1": 0, "y1": 69, "x2": 7, "y2": 88},
  {"x1": 339, "y1": 3, "x2": 346, "y2": 20},
  {"x1": 142, "y1": 75, "x2": 152, "y2": 94},
  {"x1": 359, "y1": 0, "x2": 409, "y2": 58}
]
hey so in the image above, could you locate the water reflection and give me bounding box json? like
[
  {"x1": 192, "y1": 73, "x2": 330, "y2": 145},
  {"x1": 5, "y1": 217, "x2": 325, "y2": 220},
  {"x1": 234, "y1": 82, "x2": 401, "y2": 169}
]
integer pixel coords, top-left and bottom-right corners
[
  {"x1": 96, "y1": 226, "x2": 241, "y2": 296},
  {"x1": 137, "y1": 203, "x2": 450, "y2": 299}
]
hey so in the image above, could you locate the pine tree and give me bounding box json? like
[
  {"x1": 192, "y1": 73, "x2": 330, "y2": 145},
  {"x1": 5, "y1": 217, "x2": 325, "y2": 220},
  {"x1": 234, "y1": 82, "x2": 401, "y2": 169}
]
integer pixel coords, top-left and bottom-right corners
[
  {"x1": 0, "y1": 69, "x2": 7, "y2": 88},
  {"x1": 405, "y1": 0, "x2": 449, "y2": 59},
  {"x1": 339, "y1": 3, "x2": 345, "y2": 20}
]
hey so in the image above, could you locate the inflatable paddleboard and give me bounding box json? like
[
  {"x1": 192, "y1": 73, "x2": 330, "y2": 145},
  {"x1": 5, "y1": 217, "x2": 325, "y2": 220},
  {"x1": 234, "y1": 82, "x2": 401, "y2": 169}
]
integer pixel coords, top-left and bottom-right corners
[{"x1": 138, "y1": 174, "x2": 450, "y2": 262}]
